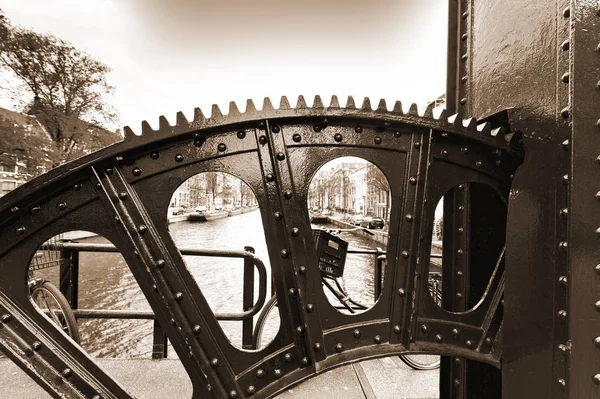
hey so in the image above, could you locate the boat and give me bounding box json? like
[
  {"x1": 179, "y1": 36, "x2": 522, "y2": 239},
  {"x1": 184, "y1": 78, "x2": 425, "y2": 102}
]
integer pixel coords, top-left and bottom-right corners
[
  {"x1": 204, "y1": 210, "x2": 229, "y2": 221},
  {"x1": 188, "y1": 212, "x2": 207, "y2": 222},
  {"x1": 228, "y1": 208, "x2": 242, "y2": 216}
]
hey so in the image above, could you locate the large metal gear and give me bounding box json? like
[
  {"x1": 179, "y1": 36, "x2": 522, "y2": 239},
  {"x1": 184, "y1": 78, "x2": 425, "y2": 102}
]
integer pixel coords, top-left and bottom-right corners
[{"x1": 0, "y1": 95, "x2": 522, "y2": 398}]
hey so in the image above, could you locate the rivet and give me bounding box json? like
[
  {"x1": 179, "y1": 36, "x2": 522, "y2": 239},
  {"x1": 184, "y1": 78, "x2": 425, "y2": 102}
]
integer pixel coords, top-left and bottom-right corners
[
  {"x1": 306, "y1": 304, "x2": 314, "y2": 312},
  {"x1": 495, "y1": 159, "x2": 502, "y2": 166},
  {"x1": 414, "y1": 141, "x2": 421, "y2": 148},
  {"x1": 119, "y1": 192, "x2": 128, "y2": 200},
  {"x1": 374, "y1": 335, "x2": 382, "y2": 344},
  {"x1": 301, "y1": 357, "x2": 309, "y2": 366},
  {"x1": 456, "y1": 292, "x2": 463, "y2": 299},
  {"x1": 353, "y1": 329, "x2": 361, "y2": 338},
  {"x1": 461, "y1": 34, "x2": 468, "y2": 41},
  {"x1": 558, "y1": 344, "x2": 568, "y2": 354},
  {"x1": 173, "y1": 154, "x2": 184, "y2": 163},
  {"x1": 409, "y1": 177, "x2": 417, "y2": 185},
  {"x1": 296, "y1": 326, "x2": 303, "y2": 334},
  {"x1": 457, "y1": 249, "x2": 463, "y2": 255},
  {"x1": 394, "y1": 131, "x2": 401, "y2": 138},
  {"x1": 280, "y1": 249, "x2": 289, "y2": 258},
  {"x1": 210, "y1": 358, "x2": 219, "y2": 368},
  {"x1": 96, "y1": 183, "x2": 102, "y2": 189},
  {"x1": 421, "y1": 324, "x2": 428, "y2": 333},
  {"x1": 596, "y1": 191, "x2": 600, "y2": 200},
  {"x1": 62, "y1": 368, "x2": 72, "y2": 378},
  {"x1": 16, "y1": 227, "x2": 26, "y2": 235},
  {"x1": 247, "y1": 386, "x2": 256, "y2": 395},
  {"x1": 454, "y1": 378, "x2": 460, "y2": 387},
  {"x1": 217, "y1": 143, "x2": 227, "y2": 152},
  {"x1": 259, "y1": 135, "x2": 268, "y2": 145},
  {"x1": 156, "y1": 259, "x2": 166, "y2": 269},
  {"x1": 132, "y1": 167, "x2": 141, "y2": 176},
  {"x1": 335, "y1": 343, "x2": 344, "y2": 352},
  {"x1": 466, "y1": 340, "x2": 473, "y2": 348},
  {"x1": 435, "y1": 334, "x2": 443, "y2": 343},
  {"x1": 401, "y1": 251, "x2": 409, "y2": 259},
  {"x1": 105, "y1": 168, "x2": 113, "y2": 175},
  {"x1": 560, "y1": 107, "x2": 569, "y2": 119},
  {"x1": 256, "y1": 369, "x2": 265, "y2": 378},
  {"x1": 594, "y1": 337, "x2": 600, "y2": 348},
  {"x1": 31, "y1": 206, "x2": 40, "y2": 214},
  {"x1": 461, "y1": 54, "x2": 468, "y2": 61},
  {"x1": 456, "y1": 271, "x2": 463, "y2": 277},
  {"x1": 475, "y1": 161, "x2": 483, "y2": 168},
  {"x1": 266, "y1": 173, "x2": 275, "y2": 182},
  {"x1": 288, "y1": 288, "x2": 296, "y2": 295},
  {"x1": 284, "y1": 190, "x2": 293, "y2": 199},
  {"x1": 174, "y1": 292, "x2": 183, "y2": 301},
  {"x1": 258, "y1": 121, "x2": 266, "y2": 129},
  {"x1": 374, "y1": 137, "x2": 382, "y2": 145},
  {"x1": 458, "y1": 227, "x2": 464, "y2": 234},
  {"x1": 558, "y1": 379, "x2": 566, "y2": 389},
  {"x1": 405, "y1": 214, "x2": 413, "y2": 222},
  {"x1": 560, "y1": 208, "x2": 568, "y2": 217},
  {"x1": 559, "y1": 241, "x2": 568, "y2": 251},
  {"x1": 313, "y1": 124, "x2": 322, "y2": 132},
  {"x1": 558, "y1": 310, "x2": 567, "y2": 320},
  {"x1": 292, "y1": 134, "x2": 301, "y2": 142},
  {"x1": 461, "y1": 75, "x2": 468, "y2": 83},
  {"x1": 298, "y1": 266, "x2": 306, "y2": 275},
  {"x1": 193, "y1": 325, "x2": 201, "y2": 335},
  {"x1": 452, "y1": 329, "x2": 459, "y2": 337},
  {"x1": 594, "y1": 374, "x2": 600, "y2": 385},
  {"x1": 193, "y1": 139, "x2": 203, "y2": 147},
  {"x1": 561, "y1": 39, "x2": 570, "y2": 51},
  {"x1": 272, "y1": 125, "x2": 280, "y2": 133},
  {"x1": 394, "y1": 325, "x2": 401, "y2": 333},
  {"x1": 563, "y1": 174, "x2": 570, "y2": 184},
  {"x1": 138, "y1": 225, "x2": 147, "y2": 235},
  {"x1": 284, "y1": 353, "x2": 292, "y2": 362},
  {"x1": 291, "y1": 227, "x2": 300, "y2": 237},
  {"x1": 1, "y1": 314, "x2": 11, "y2": 323},
  {"x1": 485, "y1": 337, "x2": 493, "y2": 345},
  {"x1": 274, "y1": 212, "x2": 283, "y2": 220},
  {"x1": 57, "y1": 202, "x2": 67, "y2": 211},
  {"x1": 72, "y1": 184, "x2": 81, "y2": 191},
  {"x1": 561, "y1": 72, "x2": 570, "y2": 83},
  {"x1": 276, "y1": 152, "x2": 285, "y2": 161},
  {"x1": 229, "y1": 390, "x2": 238, "y2": 398},
  {"x1": 441, "y1": 150, "x2": 448, "y2": 157},
  {"x1": 237, "y1": 131, "x2": 246, "y2": 139},
  {"x1": 462, "y1": 11, "x2": 469, "y2": 18},
  {"x1": 460, "y1": 98, "x2": 467, "y2": 105},
  {"x1": 32, "y1": 341, "x2": 42, "y2": 351},
  {"x1": 314, "y1": 343, "x2": 321, "y2": 351},
  {"x1": 355, "y1": 126, "x2": 363, "y2": 133},
  {"x1": 398, "y1": 288, "x2": 406, "y2": 296},
  {"x1": 274, "y1": 369, "x2": 282, "y2": 379},
  {"x1": 559, "y1": 276, "x2": 567, "y2": 286},
  {"x1": 563, "y1": 7, "x2": 570, "y2": 18},
  {"x1": 596, "y1": 227, "x2": 600, "y2": 237}
]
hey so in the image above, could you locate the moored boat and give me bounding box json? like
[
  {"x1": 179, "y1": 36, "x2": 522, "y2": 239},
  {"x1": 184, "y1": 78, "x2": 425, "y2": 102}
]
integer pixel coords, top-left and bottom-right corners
[
  {"x1": 204, "y1": 210, "x2": 229, "y2": 221},
  {"x1": 188, "y1": 212, "x2": 207, "y2": 222},
  {"x1": 228, "y1": 208, "x2": 242, "y2": 216}
]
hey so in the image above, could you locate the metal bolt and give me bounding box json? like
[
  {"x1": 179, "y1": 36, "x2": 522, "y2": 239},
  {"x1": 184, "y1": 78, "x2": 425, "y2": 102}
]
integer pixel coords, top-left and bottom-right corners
[
  {"x1": 409, "y1": 177, "x2": 417, "y2": 185},
  {"x1": 31, "y1": 206, "x2": 40, "y2": 214},
  {"x1": 72, "y1": 184, "x2": 82, "y2": 191},
  {"x1": 274, "y1": 369, "x2": 282, "y2": 379},
  {"x1": 421, "y1": 324, "x2": 428, "y2": 333},
  {"x1": 561, "y1": 72, "x2": 569, "y2": 83},
  {"x1": 272, "y1": 125, "x2": 280, "y2": 133},
  {"x1": 452, "y1": 329, "x2": 459, "y2": 337},
  {"x1": 174, "y1": 154, "x2": 184, "y2": 163},
  {"x1": 594, "y1": 374, "x2": 600, "y2": 385},
  {"x1": 458, "y1": 205, "x2": 465, "y2": 211},
  {"x1": 237, "y1": 131, "x2": 246, "y2": 139},
  {"x1": 466, "y1": 340, "x2": 473, "y2": 348},
  {"x1": 394, "y1": 131, "x2": 401, "y2": 138},
  {"x1": 414, "y1": 141, "x2": 421, "y2": 148},
  {"x1": 210, "y1": 358, "x2": 219, "y2": 368},
  {"x1": 560, "y1": 107, "x2": 569, "y2": 119},
  {"x1": 193, "y1": 139, "x2": 203, "y2": 147},
  {"x1": 16, "y1": 226, "x2": 26, "y2": 235},
  {"x1": 374, "y1": 136, "x2": 382, "y2": 145},
  {"x1": 138, "y1": 225, "x2": 147, "y2": 235},
  {"x1": 306, "y1": 304, "x2": 314, "y2": 312},
  {"x1": 229, "y1": 390, "x2": 237, "y2": 398},
  {"x1": 560, "y1": 208, "x2": 568, "y2": 217},
  {"x1": 558, "y1": 344, "x2": 568, "y2": 354},
  {"x1": 105, "y1": 168, "x2": 113, "y2": 175},
  {"x1": 156, "y1": 259, "x2": 166, "y2": 269},
  {"x1": 132, "y1": 167, "x2": 141, "y2": 176},
  {"x1": 394, "y1": 325, "x2": 401, "y2": 333},
  {"x1": 563, "y1": 6, "x2": 570, "y2": 18},
  {"x1": 174, "y1": 292, "x2": 183, "y2": 301},
  {"x1": 456, "y1": 271, "x2": 463, "y2": 277},
  {"x1": 259, "y1": 135, "x2": 268, "y2": 145},
  {"x1": 558, "y1": 310, "x2": 567, "y2": 320},
  {"x1": 355, "y1": 126, "x2": 363, "y2": 133},
  {"x1": 353, "y1": 329, "x2": 361, "y2": 338},
  {"x1": 456, "y1": 292, "x2": 463, "y2": 299},
  {"x1": 401, "y1": 251, "x2": 409, "y2": 259},
  {"x1": 461, "y1": 75, "x2": 468, "y2": 83},
  {"x1": 217, "y1": 143, "x2": 227, "y2": 152},
  {"x1": 266, "y1": 173, "x2": 275, "y2": 182},
  {"x1": 596, "y1": 227, "x2": 600, "y2": 237},
  {"x1": 256, "y1": 369, "x2": 265, "y2": 378},
  {"x1": 62, "y1": 368, "x2": 72, "y2": 378},
  {"x1": 296, "y1": 326, "x2": 303, "y2": 334},
  {"x1": 485, "y1": 337, "x2": 493, "y2": 345},
  {"x1": 559, "y1": 241, "x2": 568, "y2": 251},
  {"x1": 193, "y1": 325, "x2": 201, "y2": 335},
  {"x1": 119, "y1": 192, "x2": 128, "y2": 200},
  {"x1": 1, "y1": 314, "x2": 11, "y2": 323},
  {"x1": 291, "y1": 227, "x2": 300, "y2": 237},
  {"x1": 57, "y1": 202, "x2": 67, "y2": 211},
  {"x1": 284, "y1": 353, "x2": 292, "y2": 362},
  {"x1": 280, "y1": 249, "x2": 289, "y2": 258},
  {"x1": 398, "y1": 288, "x2": 406, "y2": 296},
  {"x1": 298, "y1": 266, "x2": 306, "y2": 275},
  {"x1": 284, "y1": 190, "x2": 293, "y2": 199},
  {"x1": 441, "y1": 150, "x2": 448, "y2": 157},
  {"x1": 32, "y1": 341, "x2": 42, "y2": 351},
  {"x1": 461, "y1": 34, "x2": 468, "y2": 41},
  {"x1": 313, "y1": 124, "x2": 321, "y2": 132},
  {"x1": 475, "y1": 161, "x2": 483, "y2": 168},
  {"x1": 594, "y1": 337, "x2": 600, "y2": 348},
  {"x1": 288, "y1": 288, "x2": 296, "y2": 296},
  {"x1": 301, "y1": 357, "x2": 309, "y2": 366},
  {"x1": 374, "y1": 335, "x2": 382, "y2": 344},
  {"x1": 274, "y1": 212, "x2": 283, "y2": 221},
  {"x1": 292, "y1": 134, "x2": 301, "y2": 142},
  {"x1": 458, "y1": 227, "x2": 464, "y2": 234},
  {"x1": 276, "y1": 152, "x2": 285, "y2": 161},
  {"x1": 558, "y1": 379, "x2": 566, "y2": 389},
  {"x1": 435, "y1": 334, "x2": 443, "y2": 343},
  {"x1": 559, "y1": 276, "x2": 567, "y2": 286},
  {"x1": 461, "y1": 54, "x2": 468, "y2": 61},
  {"x1": 462, "y1": 11, "x2": 469, "y2": 18},
  {"x1": 457, "y1": 249, "x2": 463, "y2": 255},
  {"x1": 314, "y1": 343, "x2": 321, "y2": 351}
]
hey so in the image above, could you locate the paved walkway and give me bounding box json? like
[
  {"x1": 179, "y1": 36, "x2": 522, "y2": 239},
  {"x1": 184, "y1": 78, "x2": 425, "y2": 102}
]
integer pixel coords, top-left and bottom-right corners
[{"x1": 0, "y1": 356, "x2": 438, "y2": 398}]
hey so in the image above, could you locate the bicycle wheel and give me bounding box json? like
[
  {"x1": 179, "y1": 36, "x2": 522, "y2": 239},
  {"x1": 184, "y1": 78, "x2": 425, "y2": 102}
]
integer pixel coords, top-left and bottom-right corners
[
  {"x1": 399, "y1": 280, "x2": 442, "y2": 370},
  {"x1": 30, "y1": 281, "x2": 81, "y2": 344},
  {"x1": 252, "y1": 295, "x2": 279, "y2": 350}
]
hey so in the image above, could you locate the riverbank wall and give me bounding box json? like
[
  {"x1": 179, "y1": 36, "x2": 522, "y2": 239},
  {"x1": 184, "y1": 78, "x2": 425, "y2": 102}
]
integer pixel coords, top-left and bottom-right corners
[{"x1": 327, "y1": 217, "x2": 388, "y2": 247}]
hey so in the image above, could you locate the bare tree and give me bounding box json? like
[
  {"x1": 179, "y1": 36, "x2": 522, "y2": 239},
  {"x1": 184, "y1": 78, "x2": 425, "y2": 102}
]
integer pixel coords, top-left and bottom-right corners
[{"x1": 0, "y1": 10, "x2": 119, "y2": 166}]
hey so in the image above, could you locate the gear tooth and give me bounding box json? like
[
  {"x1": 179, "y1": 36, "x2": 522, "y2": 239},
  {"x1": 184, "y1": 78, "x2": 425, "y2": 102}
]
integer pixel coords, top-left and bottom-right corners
[
  {"x1": 262, "y1": 97, "x2": 275, "y2": 112},
  {"x1": 228, "y1": 101, "x2": 241, "y2": 117},
  {"x1": 463, "y1": 117, "x2": 477, "y2": 129},
  {"x1": 124, "y1": 126, "x2": 136, "y2": 139},
  {"x1": 423, "y1": 102, "x2": 435, "y2": 118},
  {"x1": 447, "y1": 113, "x2": 462, "y2": 126},
  {"x1": 158, "y1": 115, "x2": 171, "y2": 131},
  {"x1": 313, "y1": 95, "x2": 324, "y2": 109},
  {"x1": 296, "y1": 95, "x2": 308, "y2": 109},
  {"x1": 477, "y1": 121, "x2": 491, "y2": 134},
  {"x1": 491, "y1": 126, "x2": 504, "y2": 137},
  {"x1": 408, "y1": 103, "x2": 419, "y2": 116},
  {"x1": 141, "y1": 120, "x2": 154, "y2": 135},
  {"x1": 193, "y1": 107, "x2": 206, "y2": 123},
  {"x1": 361, "y1": 97, "x2": 372, "y2": 111},
  {"x1": 279, "y1": 96, "x2": 291, "y2": 110},
  {"x1": 211, "y1": 104, "x2": 223, "y2": 119},
  {"x1": 245, "y1": 99, "x2": 258, "y2": 114},
  {"x1": 436, "y1": 109, "x2": 447, "y2": 121},
  {"x1": 176, "y1": 111, "x2": 189, "y2": 126},
  {"x1": 392, "y1": 100, "x2": 403, "y2": 114},
  {"x1": 345, "y1": 96, "x2": 356, "y2": 109},
  {"x1": 329, "y1": 95, "x2": 340, "y2": 108},
  {"x1": 376, "y1": 98, "x2": 388, "y2": 112}
]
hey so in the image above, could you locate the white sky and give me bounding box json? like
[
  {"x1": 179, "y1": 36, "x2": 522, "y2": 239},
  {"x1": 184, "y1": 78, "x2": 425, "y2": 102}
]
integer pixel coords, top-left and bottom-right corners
[{"x1": 0, "y1": 0, "x2": 448, "y2": 132}]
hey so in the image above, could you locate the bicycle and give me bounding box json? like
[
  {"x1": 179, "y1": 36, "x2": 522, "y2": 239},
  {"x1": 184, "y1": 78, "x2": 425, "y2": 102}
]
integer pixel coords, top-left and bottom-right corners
[
  {"x1": 29, "y1": 237, "x2": 81, "y2": 344},
  {"x1": 252, "y1": 227, "x2": 441, "y2": 370}
]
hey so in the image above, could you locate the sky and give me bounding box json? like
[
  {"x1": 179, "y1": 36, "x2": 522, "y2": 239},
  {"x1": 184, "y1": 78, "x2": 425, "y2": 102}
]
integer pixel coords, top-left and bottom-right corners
[{"x1": 0, "y1": 0, "x2": 447, "y2": 132}]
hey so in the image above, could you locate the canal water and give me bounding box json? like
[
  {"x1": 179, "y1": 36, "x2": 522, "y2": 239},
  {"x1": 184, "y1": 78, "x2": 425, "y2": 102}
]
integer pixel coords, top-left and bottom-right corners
[{"x1": 41, "y1": 211, "x2": 385, "y2": 358}]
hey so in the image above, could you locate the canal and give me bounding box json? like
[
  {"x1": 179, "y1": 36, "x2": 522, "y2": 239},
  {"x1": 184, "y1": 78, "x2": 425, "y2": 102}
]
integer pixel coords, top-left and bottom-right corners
[{"x1": 42, "y1": 211, "x2": 385, "y2": 358}]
